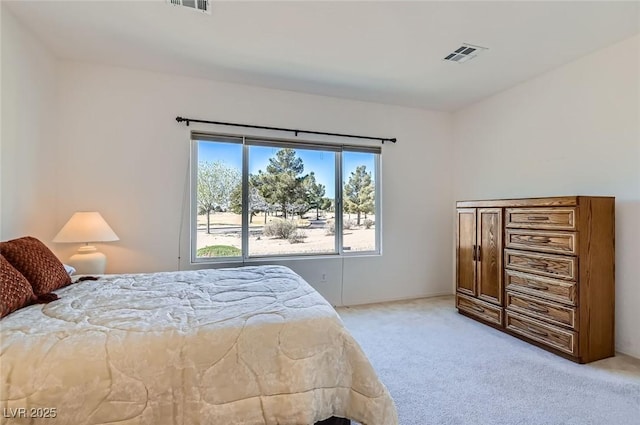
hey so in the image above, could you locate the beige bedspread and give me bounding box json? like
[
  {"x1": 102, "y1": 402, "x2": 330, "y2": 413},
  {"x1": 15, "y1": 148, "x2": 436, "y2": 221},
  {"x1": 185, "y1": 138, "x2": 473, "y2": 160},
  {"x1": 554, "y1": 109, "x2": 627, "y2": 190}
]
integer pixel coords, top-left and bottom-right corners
[{"x1": 0, "y1": 265, "x2": 397, "y2": 425}]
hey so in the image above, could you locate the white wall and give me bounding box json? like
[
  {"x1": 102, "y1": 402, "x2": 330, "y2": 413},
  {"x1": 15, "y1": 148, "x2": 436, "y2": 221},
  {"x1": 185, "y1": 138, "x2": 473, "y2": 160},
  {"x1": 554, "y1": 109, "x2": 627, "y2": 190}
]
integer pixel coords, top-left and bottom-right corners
[
  {"x1": 1, "y1": 6, "x2": 58, "y2": 242},
  {"x1": 453, "y1": 35, "x2": 640, "y2": 358},
  {"x1": 50, "y1": 61, "x2": 453, "y2": 306}
]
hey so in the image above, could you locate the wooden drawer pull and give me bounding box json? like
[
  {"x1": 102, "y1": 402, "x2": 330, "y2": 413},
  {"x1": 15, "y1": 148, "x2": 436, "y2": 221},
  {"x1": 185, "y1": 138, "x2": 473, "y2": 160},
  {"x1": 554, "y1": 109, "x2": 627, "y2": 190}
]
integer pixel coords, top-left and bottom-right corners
[
  {"x1": 527, "y1": 216, "x2": 550, "y2": 221},
  {"x1": 526, "y1": 326, "x2": 549, "y2": 337},
  {"x1": 525, "y1": 282, "x2": 549, "y2": 291},
  {"x1": 527, "y1": 303, "x2": 549, "y2": 313},
  {"x1": 529, "y1": 260, "x2": 549, "y2": 271},
  {"x1": 534, "y1": 237, "x2": 551, "y2": 243},
  {"x1": 470, "y1": 305, "x2": 485, "y2": 313}
]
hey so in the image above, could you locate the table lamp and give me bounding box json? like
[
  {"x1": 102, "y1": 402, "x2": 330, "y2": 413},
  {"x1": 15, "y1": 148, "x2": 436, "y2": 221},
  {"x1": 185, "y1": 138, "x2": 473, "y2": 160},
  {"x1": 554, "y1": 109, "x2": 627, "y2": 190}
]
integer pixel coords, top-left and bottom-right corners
[{"x1": 53, "y1": 212, "x2": 119, "y2": 274}]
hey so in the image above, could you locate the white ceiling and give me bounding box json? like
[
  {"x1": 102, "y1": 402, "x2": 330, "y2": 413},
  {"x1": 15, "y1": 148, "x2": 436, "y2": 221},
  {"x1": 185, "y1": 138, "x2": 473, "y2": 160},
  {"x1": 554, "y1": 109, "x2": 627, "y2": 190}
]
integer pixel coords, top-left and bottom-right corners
[{"x1": 5, "y1": 1, "x2": 640, "y2": 111}]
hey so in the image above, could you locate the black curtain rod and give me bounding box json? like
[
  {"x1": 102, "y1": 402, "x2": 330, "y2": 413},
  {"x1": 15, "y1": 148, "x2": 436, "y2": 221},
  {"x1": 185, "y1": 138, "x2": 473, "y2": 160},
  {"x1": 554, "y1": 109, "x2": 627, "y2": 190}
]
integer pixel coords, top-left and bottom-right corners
[{"x1": 175, "y1": 116, "x2": 397, "y2": 144}]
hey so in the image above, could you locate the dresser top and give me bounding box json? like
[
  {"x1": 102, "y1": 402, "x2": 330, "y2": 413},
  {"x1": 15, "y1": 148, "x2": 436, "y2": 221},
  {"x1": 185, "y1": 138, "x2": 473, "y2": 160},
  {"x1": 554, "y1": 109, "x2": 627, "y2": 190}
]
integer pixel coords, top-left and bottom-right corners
[{"x1": 456, "y1": 196, "x2": 614, "y2": 208}]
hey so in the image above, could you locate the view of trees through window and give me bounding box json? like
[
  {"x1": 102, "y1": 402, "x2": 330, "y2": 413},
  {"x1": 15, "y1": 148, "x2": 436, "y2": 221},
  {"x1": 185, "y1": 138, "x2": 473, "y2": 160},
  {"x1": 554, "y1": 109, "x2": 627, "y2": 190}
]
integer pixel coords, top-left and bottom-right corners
[
  {"x1": 194, "y1": 137, "x2": 378, "y2": 260},
  {"x1": 342, "y1": 152, "x2": 376, "y2": 253}
]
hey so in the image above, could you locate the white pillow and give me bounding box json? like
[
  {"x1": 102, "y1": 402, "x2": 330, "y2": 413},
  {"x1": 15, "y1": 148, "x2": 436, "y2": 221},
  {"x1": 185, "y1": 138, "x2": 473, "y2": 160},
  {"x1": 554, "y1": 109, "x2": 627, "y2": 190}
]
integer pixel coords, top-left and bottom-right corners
[{"x1": 63, "y1": 264, "x2": 76, "y2": 276}]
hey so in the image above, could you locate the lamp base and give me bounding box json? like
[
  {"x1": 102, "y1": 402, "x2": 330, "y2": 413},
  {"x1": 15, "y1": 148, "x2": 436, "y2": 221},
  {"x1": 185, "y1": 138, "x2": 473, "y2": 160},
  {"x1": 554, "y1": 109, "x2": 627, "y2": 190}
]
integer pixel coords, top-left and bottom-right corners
[{"x1": 68, "y1": 245, "x2": 107, "y2": 275}]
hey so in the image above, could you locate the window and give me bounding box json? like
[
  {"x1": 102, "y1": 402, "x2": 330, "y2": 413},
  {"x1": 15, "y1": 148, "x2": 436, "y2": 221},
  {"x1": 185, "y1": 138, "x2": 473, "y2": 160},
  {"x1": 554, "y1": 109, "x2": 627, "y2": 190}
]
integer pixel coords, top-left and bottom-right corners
[
  {"x1": 192, "y1": 135, "x2": 243, "y2": 258},
  {"x1": 342, "y1": 151, "x2": 378, "y2": 253},
  {"x1": 192, "y1": 133, "x2": 380, "y2": 262}
]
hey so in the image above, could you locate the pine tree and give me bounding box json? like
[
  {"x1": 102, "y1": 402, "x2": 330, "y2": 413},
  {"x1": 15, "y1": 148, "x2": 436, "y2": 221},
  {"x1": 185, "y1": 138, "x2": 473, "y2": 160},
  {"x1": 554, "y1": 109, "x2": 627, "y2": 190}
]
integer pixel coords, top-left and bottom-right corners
[
  {"x1": 256, "y1": 148, "x2": 308, "y2": 219},
  {"x1": 344, "y1": 165, "x2": 374, "y2": 226},
  {"x1": 304, "y1": 172, "x2": 327, "y2": 220}
]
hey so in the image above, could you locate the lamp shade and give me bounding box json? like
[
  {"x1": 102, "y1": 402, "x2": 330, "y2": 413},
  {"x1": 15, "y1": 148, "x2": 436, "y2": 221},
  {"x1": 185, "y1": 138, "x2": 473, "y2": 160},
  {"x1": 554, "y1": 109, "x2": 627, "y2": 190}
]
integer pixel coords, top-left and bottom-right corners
[{"x1": 53, "y1": 212, "x2": 119, "y2": 243}]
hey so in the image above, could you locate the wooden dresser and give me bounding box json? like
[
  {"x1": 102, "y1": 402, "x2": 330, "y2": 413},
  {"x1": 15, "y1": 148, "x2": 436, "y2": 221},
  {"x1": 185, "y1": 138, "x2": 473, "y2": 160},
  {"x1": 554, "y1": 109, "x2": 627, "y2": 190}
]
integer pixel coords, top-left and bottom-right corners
[{"x1": 455, "y1": 196, "x2": 615, "y2": 363}]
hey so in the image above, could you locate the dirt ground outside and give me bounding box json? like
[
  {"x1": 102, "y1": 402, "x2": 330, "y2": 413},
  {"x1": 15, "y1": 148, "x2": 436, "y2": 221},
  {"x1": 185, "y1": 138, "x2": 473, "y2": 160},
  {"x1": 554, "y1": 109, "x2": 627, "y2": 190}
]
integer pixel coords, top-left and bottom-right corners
[{"x1": 196, "y1": 212, "x2": 376, "y2": 256}]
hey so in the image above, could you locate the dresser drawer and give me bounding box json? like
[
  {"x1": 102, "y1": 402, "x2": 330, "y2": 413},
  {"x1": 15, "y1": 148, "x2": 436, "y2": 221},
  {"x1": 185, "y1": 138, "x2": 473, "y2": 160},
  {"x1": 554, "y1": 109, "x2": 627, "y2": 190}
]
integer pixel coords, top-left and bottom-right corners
[
  {"x1": 506, "y1": 208, "x2": 577, "y2": 230},
  {"x1": 506, "y1": 291, "x2": 577, "y2": 329},
  {"x1": 505, "y1": 229, "x2": 578, "y2": 255},
  {"x1": 506, "y1": 311, "x2": 577, "y2": 356},
  {"x1": 505, "y1": 270, "x2": 577, "y2": 306},
  {"x1": 456, "y1": 294, "x2": 503, "y2": 326},
  {"x1": 505, "y1": 249, "x2": 577, "y2": 280}
]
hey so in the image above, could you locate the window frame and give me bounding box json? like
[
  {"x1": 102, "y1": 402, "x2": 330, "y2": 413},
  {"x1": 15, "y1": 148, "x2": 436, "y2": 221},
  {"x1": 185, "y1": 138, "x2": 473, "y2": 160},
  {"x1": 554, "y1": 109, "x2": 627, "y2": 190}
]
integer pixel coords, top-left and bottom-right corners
[{"x1": 190, "y1": 132, "x2": 381, "y2": 264}]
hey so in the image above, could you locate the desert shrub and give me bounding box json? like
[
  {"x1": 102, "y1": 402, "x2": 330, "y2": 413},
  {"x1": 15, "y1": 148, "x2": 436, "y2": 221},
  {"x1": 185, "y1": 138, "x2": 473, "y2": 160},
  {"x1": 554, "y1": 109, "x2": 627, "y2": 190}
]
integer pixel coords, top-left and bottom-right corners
[
  {"x1": 288, "y1": 229, "x2": 306, "y2": 244},
  {"x1": 263, "y1": 219, "x2": 298, "y2": 239},
  {"x1": 364, "y1": 219, "x2": 374, "y2": 229},
  {"x1": 326, "y1": 219, "x2": 362, "y2": 233},
  {"x1": 325, "y1": 220, "x2": 335, "y2": 235},
  {"x1": 343, "y1": 219, "x2": 356, "y2": 230},
  {"x1": 295, "y1": 218, "x2": 310, "y2": 228},
  {"x1": 197, "y1": 245, "x2": 241, "y2": 257}
]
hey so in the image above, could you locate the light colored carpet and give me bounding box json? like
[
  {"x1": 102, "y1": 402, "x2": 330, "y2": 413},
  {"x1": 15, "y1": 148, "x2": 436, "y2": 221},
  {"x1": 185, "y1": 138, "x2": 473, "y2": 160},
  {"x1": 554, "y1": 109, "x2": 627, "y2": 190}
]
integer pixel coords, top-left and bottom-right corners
[{"x1": 337, "y1": 296, "x2": 640, "y2": 425}]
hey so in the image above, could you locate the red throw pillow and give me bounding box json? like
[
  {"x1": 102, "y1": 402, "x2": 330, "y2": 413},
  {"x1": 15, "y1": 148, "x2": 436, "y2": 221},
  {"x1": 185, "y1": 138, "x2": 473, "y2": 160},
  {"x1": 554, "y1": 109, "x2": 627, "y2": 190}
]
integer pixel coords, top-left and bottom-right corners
[
  {"x1": 0, "y1": 254, "x2": 36, "y2": 317},
  {"x1": 0, "y1": 236, "x2": 71, "y2": 296}
]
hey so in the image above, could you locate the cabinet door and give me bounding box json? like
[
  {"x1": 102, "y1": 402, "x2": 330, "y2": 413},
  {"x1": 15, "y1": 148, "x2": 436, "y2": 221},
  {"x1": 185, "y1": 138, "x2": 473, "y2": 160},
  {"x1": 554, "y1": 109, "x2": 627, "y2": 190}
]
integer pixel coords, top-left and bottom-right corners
[
  {"x1": 456, "y1": 208, "x2": 477, "y2": 296},
  {"x1": 477, "y1": 208, "x2": 503, "y2": 305}
]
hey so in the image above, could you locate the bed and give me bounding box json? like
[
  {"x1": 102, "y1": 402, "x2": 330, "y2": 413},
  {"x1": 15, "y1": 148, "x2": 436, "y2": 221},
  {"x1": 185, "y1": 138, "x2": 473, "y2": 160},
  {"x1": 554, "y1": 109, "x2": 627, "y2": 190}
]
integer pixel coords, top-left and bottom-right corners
[{"x1": 0, "y1": 264, "x2": 398, "y2": 425}]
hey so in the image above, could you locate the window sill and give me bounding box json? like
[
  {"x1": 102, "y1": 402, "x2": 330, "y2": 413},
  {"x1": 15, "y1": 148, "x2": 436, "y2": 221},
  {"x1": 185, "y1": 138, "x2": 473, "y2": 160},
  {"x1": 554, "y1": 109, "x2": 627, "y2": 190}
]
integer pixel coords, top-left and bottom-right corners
[{"x1": 190, "y1": 252, "x2": 381, "y2": 266}]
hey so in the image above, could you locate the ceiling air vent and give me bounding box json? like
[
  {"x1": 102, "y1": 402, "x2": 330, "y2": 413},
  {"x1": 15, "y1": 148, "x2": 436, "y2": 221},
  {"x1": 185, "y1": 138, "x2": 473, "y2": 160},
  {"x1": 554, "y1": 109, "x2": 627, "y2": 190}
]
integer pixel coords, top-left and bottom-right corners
[
  {"x1": 167, "y1": 0, "x2": 211, "y2": 15},
  {"x1": 443, "y1": 43, "x2": 488, "y2": 63}
]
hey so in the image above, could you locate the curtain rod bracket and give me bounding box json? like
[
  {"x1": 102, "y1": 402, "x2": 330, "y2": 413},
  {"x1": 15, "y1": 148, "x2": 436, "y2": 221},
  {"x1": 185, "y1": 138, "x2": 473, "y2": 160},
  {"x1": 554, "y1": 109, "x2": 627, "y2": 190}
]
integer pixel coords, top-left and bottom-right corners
[
  {"x1": 175, "y1": 116, "x2": 397, "y2": 144},
  {"x1": 176, "y1": 117, "x2": 190, "y2": 126}
]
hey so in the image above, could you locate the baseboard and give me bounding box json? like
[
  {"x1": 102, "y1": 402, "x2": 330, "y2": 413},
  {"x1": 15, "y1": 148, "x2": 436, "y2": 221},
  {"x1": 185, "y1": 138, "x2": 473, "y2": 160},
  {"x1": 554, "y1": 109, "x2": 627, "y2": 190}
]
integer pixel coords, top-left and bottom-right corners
[
  {"x1": 614, "y1": 349, "x2": 640, "y2": 361},
  {"x1": 337, "y1": 291, "x2": 454, "y2": 308}
]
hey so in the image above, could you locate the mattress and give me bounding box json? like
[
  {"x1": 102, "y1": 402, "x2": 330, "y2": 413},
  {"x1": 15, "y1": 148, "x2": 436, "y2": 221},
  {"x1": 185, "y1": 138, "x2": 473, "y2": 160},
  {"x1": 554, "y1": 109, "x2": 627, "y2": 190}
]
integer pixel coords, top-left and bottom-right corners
[{"x1": 0, "y1": 265, "x2": 397, "y2": 425}]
